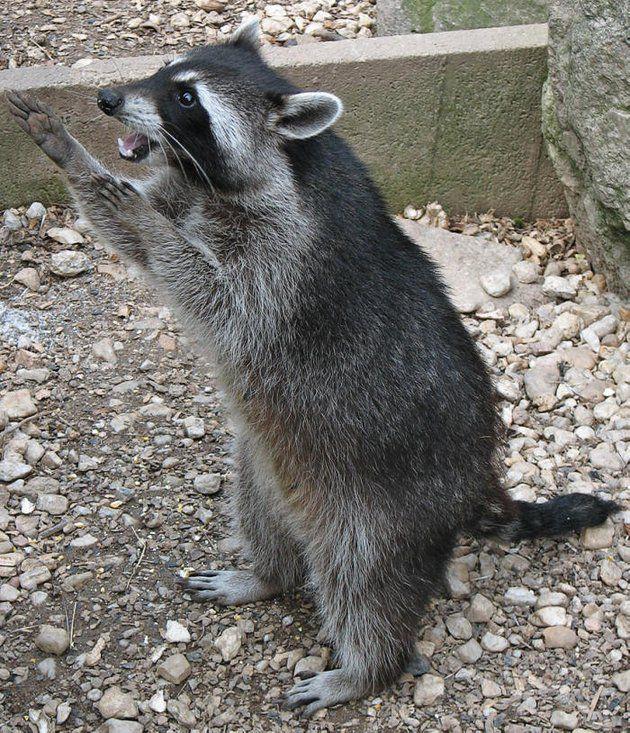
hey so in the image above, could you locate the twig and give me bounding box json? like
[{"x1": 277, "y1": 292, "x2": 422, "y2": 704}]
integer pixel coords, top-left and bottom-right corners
[
  {"x1": 39, "y1": 518, "x2": 69, "y2": 539},
  {"x1": 587, "y1": 685, "x2": 603, "y2": 720},
  {"x1": 69, "y1": 602, "x2": 77, "y2": 648},
  {"x1": 125, "y1": 529, "x2": 147, "y2": 591}
]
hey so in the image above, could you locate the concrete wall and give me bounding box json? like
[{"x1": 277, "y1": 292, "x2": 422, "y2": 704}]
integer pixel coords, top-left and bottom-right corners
[{"x1": 0, "y1": 24, "x2": 567, "y2": 218}]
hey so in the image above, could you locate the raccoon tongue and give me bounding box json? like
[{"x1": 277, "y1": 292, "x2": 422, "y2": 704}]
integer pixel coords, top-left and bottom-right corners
[{"x1": 117, "y1": 132, "x2": 149, "y2": 159}]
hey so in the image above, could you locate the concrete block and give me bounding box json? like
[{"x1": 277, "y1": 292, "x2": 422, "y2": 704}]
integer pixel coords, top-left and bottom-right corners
[{"x1": 0, "y1": 26, "x2": 566, "y2": 219}]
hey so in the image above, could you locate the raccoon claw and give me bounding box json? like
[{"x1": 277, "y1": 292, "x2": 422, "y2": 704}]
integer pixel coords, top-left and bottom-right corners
[
  {"x1": 180, "y1": 569, "x2": 279, "y2": 605},
  {"x1": 285, "y1": 669, "x2": 362, "y2": 717},
  {"x1": 6, "y1": 91, "x2": 77, "y2": 167},
  {"x1": 91, "y1": 173, "x2": 139, "y2": 211}
]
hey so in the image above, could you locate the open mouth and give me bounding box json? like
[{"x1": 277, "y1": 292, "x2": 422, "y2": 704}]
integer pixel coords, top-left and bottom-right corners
[{"x1": 117, "y1": 131, "x2": 152, "y2": 162}]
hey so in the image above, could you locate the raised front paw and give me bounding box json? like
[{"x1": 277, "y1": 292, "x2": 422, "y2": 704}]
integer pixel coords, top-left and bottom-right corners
[
  {"x1": 6, "y1": 91, "x2": 77, "y2": 168},
  {"x1": 91, "y1": 173, "x2": 141, "y2": 214}
]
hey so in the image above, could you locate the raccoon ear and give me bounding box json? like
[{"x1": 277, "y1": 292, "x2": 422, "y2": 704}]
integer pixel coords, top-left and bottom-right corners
[
  {"x1": 230, "y1": 17, "x2": 261, "y2": 52},
  {"x1": 272, "y1": 92, "x2": 343, "y2": 140}
]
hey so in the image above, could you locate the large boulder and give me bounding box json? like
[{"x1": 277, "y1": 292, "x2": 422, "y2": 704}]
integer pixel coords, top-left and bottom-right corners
[{"x1": 542, "y1": 1, "x2": 629, "y2": 296}]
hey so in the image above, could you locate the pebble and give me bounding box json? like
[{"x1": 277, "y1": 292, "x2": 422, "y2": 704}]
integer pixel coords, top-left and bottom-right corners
[
  {"x1": 102, "y1": 721, "x2": 143, "y2": 733},
  {"x1": 14, "y1": 267, "x2": 41, "y2": 291},
  {"x1": 543, "y1": 626, "x2": 578, "y2": 649},
  {"x1": 4, "y1": 210, "x2": 22, "y2": 230},
  {"x1": 215, "y1": 626, "x2": 242, "y2": 661},
  {"x1": 542, "y1": 275, "x2": 577, "y2": 299},
  {"x1": 36, "y1": 493, "x2": 69, "y2": 515},
  {"x1": 50, "y1": 250, "x2": 91, "y2": 277},
  {"x1": 19, "y1": 565, "x2": 51, "y2": 590},
  {"x1": 25, "y1": 202, "x2": 46, "y2": 220},
  {"x1": 481, "y1": 678, "x2": 502, "y2": 697},
  {"x1": 457, "y1": 638, "x2": 483, "y2": 663},
  {"x1": 581, "y1": 520, "x2": 614, "y2": 549},
  {"x1": 93, "y1": 337, "x2": 118, "y2": 363},
  {"x1": 294, "y1": 655, "x2": 326, "y2": 676},
  {"x1": 512, "y1": 260, "x2": 539, "y2": 283},
  {"x1": 183, "y1": 416, "x2": 205, "y2": 439},
  {"x1": 0, "y1": 459, "x2": 32, "y2": 482},
  {"x1": 164, "y1": 619, "x2": 191, "y2": 644},
  {"x1": 34, "y1": 625, "x2": 70, "y2": 655},
  {"x1": 0, "y1": 389, "x2": 37, "y2": 419},
  {"x1": 599, "y1": 558, "x2": 622, "y2": 586},
  {"x1": 467, "y1": 594, "x2": 495, "y2": 623},
  {"x1": 612, "y1": 669, "x2": 630, "y2": 693},
  {"x1": 413, "y1": 673, "x2": 445, "y2": 706},
  {"x1": 46, "y1": 226, "x2": 84, "y2": 245},
  {"x1": 148, "y1": 689, "x2": 167, "y2": 713},
  {"x1": 550, "y1": 710, "x2": 579, "y2": 730},
  {"x1": 97, "y1": 686, "x2": 139, "y2": 719},
  {"x1": 480, "y1": 269, "x2": 512, "y2": 297},
  {"x1": 193, "y1": 472, "x2": 221, "y2": 495},
  {"x1": 69, "y1": 533, "x2": 99, "y2": 549},
  {"x1": 480, "y1": 632, "x2": 509, "y2": 652},
  {"x1": 0, "y1": 583, "x2": 19, "y2": 601},
  {"x1": 157, "y1": 653, "x2": 191, "y2": 684},
  {"x1": 531, "y1": 606, "x2": 567, "y2": 627},
  {"x1": 505, "y1": 587, "x2": 537, "y2": 607},
  {"x1": 445, "y1": 614, "x2": 473, "y2": 640}
]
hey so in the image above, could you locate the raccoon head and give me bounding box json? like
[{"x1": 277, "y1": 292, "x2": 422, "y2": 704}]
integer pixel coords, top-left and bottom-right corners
[{"x1": 96, "y1": 18, "x2": 343, "y2": 193}]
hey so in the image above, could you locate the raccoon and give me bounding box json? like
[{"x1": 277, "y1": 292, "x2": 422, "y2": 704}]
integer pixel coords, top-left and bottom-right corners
[{"x1": 7, "y1": 18, "x2": 619, "y2": 716}]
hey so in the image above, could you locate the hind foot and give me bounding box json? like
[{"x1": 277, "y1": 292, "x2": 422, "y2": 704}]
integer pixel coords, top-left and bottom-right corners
[
  {"x1": 285, "y1": 669, "x2": 365, "y2": 717},
  {"x1": 6, "y1": 91, "x2": 78, "y2": 168},
  {"x1": 182, "y1": 569, "x2": 280, "y2": 605}
]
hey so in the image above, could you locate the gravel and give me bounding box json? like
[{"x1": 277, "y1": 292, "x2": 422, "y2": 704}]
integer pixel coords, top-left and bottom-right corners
[
  {"x1": 2, "y1": 0, "x2": 377, "y2": 70},
  {"x1": 0, "y1": 201, "x2": 627, "y2": 730}
]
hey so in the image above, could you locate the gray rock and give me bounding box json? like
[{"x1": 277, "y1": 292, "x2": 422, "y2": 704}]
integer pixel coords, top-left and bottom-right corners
[
  {"x1": 413, "y1": 673, "x2": 444, "y2": 706},
  {"x1": 457, "y1": 638, "x2": 483, "y2": 663},
  {"x1": 542, "y1": 626, "x2": 578, "y2": 649},
  {"x1": 19, "y1": 565, "x2": 51, "y2": 590},
  {"x1": 445, "y1": 614, "x2": 472, "y2": 640},
  {"x1": 504, "y1": 587, "x2": 536, "y2": 607},
  {"x1": 92, "y1": 338, "x2": 117, "y2": 363},
  {"x1": 0, "y1": 459, "x2": 32, "y2": 482},
  {"x1": 612, "y1": 669, "x2": 630, "y2": 693},
  {"x1": 36, "y1": 494, "x2": 69, "y2": 516},
  {"x1": 35, "y1": 625, "x2": 70, "y2": 655},
  {"x1": 581, "y1": 520, "x2": 614, "y2": 549},
  {"x1": 183, "y1": 416, "x2": 205, "y2": 439},
  {"x1": 512, "y1": 260, "x2": 540, "y2": 284},
  {"x1": 50, "y1": 250, "x2": 91, "y2": 277},
  {"x1": 70, "y1": 533, "x2": 98, "y2": 549},
  {"x1": 543, "y1": 1, "x2": 629, "y2": 295},
  {"x1": 466, "y1": 594, "x2": 494, "y2": 623},
  {"x1": 97, "y1": 686, "x2": 139, "y2": 719},
  {"x1": 3, "y1": 210, "x2": 22, "y2": 230},
  {"x1": 480, "y1": 632, "x2": 509, "y2": 652},
  {"x1": 294, "y1": 655, "x2": 326, "y2": 676},
  {"x1": 523, "y1": 355, "x2": 560, "y2": 411},
  {"x1": 166, "y1": 699, "x2": 196, "y2": 728},
  {"x1": 0, "y1": 583, "x2": 19, "y2": 601},
  {"x1": 193, "y1": 473, "x2": 221, "y2": 495},
  {"x1": 157, "y1": 653, "x2": 191, "y2": 683},
  {"x1": 25, "y1": 202, "x2": 46, "y2": 220},
  {"x1": 102, "y1": 721, "x2": 143, "y2": 733},
  {"x1": 37, "y1": 657, "x2": 57, "y2": 679},
  {"x1": 550, "y1": 710, "x2": 579, "y2": 730}
]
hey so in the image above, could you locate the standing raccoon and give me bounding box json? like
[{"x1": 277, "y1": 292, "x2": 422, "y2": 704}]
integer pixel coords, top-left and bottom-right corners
[{"x1": 7, "y1": 19, "x2": 619, "y2": 715}]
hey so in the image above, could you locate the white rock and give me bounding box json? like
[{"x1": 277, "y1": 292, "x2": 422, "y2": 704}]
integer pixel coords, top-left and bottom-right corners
[
  {"x1": 481, "y1": 678, "x2": 502, "y2": 697},
  {"x1": 148, "y1": 689, "x2": 167, "y2": 713},
  {"x1": 512, "y1": 260, "x2": 539, "y2": 283},
  {"x1": 70, "y1": 533, "x2": 98, "y2": 549},
  {"x1": 215, "y1": 626, "x2": 241, "y2": 661},
  {"x1": 50, "y1": 250, "x2": 91, "y2": 277},
  {"x1": 581, "y1": 520, "x2": 614, "y2": 549},
  {"x1": 157, "y1": 653, "x2": 191, "y2": 683},
  {"x1": 26, "y1": 202, "x2": 46, "y2": 220},
  {"x1": 466, "y1": 594, "x2": 494, "y2": 623},
  {"x1": 504, "y1": 587, "x2": 536, "y2": 607},
  {"x1": 413, "y1": 673, "x2": 444, "y2": 706},
  {"x1": 530, "y1": 606, "x2": 567, "y2": 627},
  {"x1": 164, "y1": 620, "x2": 191, "y2": 644},
  {"x1": 457, "y1": 638, "x2": 482, "y2": 663},
  {"x1": 0, "y1": 583, "x2": 19, "y2": 601},
  {"x1": 542, "y1": 275, "x2": 577, "y2": 299},
  {"x1": 445, "y1": 614, "x2": 472, "y2": 640},
  {"x1": 46, "y1": 226, "x2": 84, "y2": 245},
  {"x1": 480, "y1": 632, "x2": 509, "y2": 652},
  {"x1": 102, "y1": 721, "x2": 143, "y2": 733},
  {"x1": 56, "y1": 701, "x2": 71, "y2": 724},
  {"x1": 612, "y1": 669, "x2": 630, "y2": 693},
  {"x1": 20, "y1": 496, "x2": 35, "y2": 514},
  {"x1": 589, "y1": 443, "x2": 623, "y2": 471},
  {"x1": 92, "y1": 338, "x2": 117, "y2": 363},
  {"x1": 170, "y1": 11, "x2": 190, "y2": 27},
  {"x1": 599, "y1": 558, "x2": 622, "y2": 586},
  {"x1": 0, "y1": 389, "x2": 37, "y2": 419},
  {"x1": 480, "y1": 270, "x2": 512, "y2": 297},
  {"x1": 193, "y1": 473, "x2": 221, "y2": 495}
]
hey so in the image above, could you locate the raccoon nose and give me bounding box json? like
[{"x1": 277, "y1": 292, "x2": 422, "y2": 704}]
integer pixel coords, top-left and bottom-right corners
[{"x1": 97, "y1": 89, "x2": 123, "y2": 116}]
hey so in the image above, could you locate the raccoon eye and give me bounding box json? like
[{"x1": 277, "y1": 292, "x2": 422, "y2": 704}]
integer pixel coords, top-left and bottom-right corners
[{"x1": 178, "y1": 90, "x2": 196, "y2": 108}]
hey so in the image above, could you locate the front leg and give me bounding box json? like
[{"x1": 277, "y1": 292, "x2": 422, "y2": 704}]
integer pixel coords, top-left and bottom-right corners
[{"x1": 7, "y1": 91, "x2": 150, "y2": 264}]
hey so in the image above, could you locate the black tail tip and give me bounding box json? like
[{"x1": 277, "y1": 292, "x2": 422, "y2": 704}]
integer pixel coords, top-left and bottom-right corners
[{"x1": 514, "y1": 493, "x2": 621, "y2": 541}]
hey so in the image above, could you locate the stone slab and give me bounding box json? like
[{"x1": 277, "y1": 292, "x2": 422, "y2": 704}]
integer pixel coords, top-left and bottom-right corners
[{"x1": 0, "y1": 25, "x2": 566, "y2": 219}]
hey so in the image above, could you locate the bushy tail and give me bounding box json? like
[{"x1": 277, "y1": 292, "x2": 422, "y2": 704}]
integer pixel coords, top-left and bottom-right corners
[{"x1": 507, "y1": 494, "x2": 620, "y2": 542}]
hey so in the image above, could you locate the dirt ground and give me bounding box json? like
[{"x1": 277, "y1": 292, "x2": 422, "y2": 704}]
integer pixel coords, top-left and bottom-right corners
[
  {"x1": 2, "y1": 0, "x2": 376, "y2": 70},
  {"x1": 0, "y1": 199, "x2": 627, "y2": 732}
]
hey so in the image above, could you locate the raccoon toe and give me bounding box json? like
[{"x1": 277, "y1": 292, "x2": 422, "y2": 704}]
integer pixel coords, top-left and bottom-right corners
[
  {"x1": 285, "y1": 669, "x2": 364, "y2": 717},
  {"x1": 181, "y1": 569, "x2": 279, "y2": 605}
]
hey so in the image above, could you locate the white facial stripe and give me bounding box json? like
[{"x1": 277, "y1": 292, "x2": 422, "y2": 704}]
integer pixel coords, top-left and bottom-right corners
[
  {"x1": 168, "y1": 55, "x2": 188, "y2": 66},
  {"x1": 194, "y1": 82, "x2": 245, "y2": 154},
  {"x1": 172, "y1": 70, "x2": 200, "y2": 83}
]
